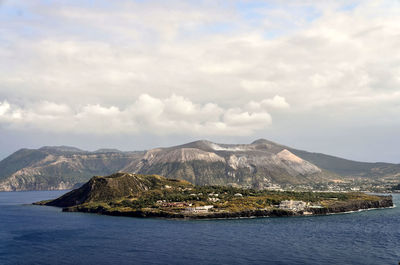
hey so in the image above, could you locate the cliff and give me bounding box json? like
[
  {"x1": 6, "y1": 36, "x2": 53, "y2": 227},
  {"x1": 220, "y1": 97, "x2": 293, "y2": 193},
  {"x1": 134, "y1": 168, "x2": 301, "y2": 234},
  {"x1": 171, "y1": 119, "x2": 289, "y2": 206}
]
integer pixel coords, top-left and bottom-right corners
[{"x1": 308, "y1": 196, "x2": 393, "y2": 215}]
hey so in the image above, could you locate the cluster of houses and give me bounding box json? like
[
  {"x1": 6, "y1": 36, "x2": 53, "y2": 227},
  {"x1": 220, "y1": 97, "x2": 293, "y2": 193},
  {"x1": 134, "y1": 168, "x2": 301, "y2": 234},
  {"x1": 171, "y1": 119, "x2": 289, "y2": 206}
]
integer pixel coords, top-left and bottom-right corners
[
  {"x1": 208, "y1": 192, "x2": 220, "y2": 202},
  {"x1": 278, "y1": 200, "x2": 323, "y2": 214},
  {"x1": 155, "y1": 190, "x2": 261, "y2": 214}
]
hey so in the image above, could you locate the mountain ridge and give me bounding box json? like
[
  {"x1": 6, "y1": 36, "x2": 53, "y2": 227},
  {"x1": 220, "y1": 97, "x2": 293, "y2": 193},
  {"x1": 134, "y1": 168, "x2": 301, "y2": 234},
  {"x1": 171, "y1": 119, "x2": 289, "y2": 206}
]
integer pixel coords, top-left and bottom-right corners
[{"x1": 1, "y1": 139, "x2": 399, "y2": 191}]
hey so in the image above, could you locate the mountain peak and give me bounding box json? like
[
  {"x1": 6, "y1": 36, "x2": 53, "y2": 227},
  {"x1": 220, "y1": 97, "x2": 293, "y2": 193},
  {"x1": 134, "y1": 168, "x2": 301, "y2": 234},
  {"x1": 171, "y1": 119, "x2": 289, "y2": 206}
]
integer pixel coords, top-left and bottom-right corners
[
  {"x1": 251, "y1": 139, "x2": 279, "y2": 145},
  {"x1": 39, "y1": 146, "x2": 84, "y2": 153},
  {"x1": 174, "y1": 140, "x2": 215, "y2": 151}
]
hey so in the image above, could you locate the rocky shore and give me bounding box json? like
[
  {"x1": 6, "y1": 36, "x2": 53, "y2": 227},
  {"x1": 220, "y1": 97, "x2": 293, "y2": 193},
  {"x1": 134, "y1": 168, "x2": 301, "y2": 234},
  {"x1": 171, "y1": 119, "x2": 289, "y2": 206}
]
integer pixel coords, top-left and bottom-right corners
[{"x1": 307, "y1": 196, "x2": 393, "y2": 215}]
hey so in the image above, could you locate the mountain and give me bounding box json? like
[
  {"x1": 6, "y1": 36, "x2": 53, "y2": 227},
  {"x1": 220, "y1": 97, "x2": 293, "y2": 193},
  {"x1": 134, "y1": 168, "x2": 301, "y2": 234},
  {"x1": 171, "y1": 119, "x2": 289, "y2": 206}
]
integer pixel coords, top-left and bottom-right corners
[
  {"x1": 122, "y1": 139, "x2": 332, "y2": 188},
  {"x1": 1, "y1": 139, "x2": 400, "y2": 191},
  {"x1": 288, "y1": 148, "x2": 400, "y2": 178},
  {"x1": 0, "y1": 147, "x2": 144, "y2": 191}
]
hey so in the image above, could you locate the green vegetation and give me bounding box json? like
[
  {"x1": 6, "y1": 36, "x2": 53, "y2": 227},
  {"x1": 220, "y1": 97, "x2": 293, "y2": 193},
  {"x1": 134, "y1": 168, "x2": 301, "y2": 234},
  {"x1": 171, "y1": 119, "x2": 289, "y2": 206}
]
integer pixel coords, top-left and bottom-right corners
[{"x1": 37, "y1": 173, "x2": 392, "y2": 219}]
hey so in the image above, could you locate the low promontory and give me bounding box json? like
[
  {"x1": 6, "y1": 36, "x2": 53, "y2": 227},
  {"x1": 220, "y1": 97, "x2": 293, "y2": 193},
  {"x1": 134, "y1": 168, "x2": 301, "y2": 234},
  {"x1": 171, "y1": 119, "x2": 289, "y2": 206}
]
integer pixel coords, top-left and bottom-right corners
[{"x1": 34, "y1": 173, "x2": 393, "y2": 219}]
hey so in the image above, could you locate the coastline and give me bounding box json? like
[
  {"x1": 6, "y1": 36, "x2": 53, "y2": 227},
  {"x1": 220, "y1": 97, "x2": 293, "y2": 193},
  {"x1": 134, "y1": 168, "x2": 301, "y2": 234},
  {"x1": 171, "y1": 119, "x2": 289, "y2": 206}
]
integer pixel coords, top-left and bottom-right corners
[
  {"x1": 325, "y1": 204, "x2": 396, "y2": 216},
  {"x1": 58, "y1": 196, "x2": 394, "y2": 220}
]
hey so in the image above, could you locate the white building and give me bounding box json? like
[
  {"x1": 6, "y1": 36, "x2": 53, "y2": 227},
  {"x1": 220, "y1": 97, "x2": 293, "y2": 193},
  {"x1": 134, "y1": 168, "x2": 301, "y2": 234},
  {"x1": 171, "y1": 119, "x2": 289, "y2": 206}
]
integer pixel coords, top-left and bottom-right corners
[
  {"x1": 279, "y1": 200, "x2": 307, "y2": 211},
  {"x1": 185, "y1": 205, "x2": 214, "y2": 213}
]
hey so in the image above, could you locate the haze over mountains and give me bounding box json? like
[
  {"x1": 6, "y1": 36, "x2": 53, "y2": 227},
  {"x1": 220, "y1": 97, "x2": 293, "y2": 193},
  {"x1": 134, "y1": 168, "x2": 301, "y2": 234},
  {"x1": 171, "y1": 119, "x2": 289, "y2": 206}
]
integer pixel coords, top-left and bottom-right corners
[{"x1": 0, "y1": 139, "x2": 399, "y2": 192}]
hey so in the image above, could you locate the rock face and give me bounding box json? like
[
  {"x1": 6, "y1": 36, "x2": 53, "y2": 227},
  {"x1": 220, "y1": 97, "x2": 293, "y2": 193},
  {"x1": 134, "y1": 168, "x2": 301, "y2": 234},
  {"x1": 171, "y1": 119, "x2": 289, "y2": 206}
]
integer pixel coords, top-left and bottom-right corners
[
  {"x1": 308, "y1": 196, "x2": 394, "y2": 215},
  {"x1": 2, "y1": 139, "x2": 400, "y2": 191},
  {"x1": 122, "y1": 140, "x2": 330, "y2": 188}
]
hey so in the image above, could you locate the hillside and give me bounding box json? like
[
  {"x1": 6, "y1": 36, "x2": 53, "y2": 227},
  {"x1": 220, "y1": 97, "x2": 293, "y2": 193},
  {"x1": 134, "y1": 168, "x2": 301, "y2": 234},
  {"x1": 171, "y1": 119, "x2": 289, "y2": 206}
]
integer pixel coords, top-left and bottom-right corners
[
  {"x1": 1, "y1": 139, "x2": 400, "y2": 191},
  {"x1": 122, "y1": 139, "x2": 333, "y2": 189},
  {"x1": 0, "y1": 147, "x2": 143, "y2": 191},
  {"x1": 288, "y1": 148, "x2": 400, "y2": 177},
  {"x1": 35, "y1": 173, "x2": 393, "y2": 219},
  {"x1": 43, "y1": 173, "x2": 193, "y2": 207}
]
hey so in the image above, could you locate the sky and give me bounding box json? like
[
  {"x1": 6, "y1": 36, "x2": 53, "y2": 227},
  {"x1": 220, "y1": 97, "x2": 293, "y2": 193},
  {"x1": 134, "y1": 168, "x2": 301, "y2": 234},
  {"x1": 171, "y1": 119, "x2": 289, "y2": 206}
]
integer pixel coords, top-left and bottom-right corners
[{"x1": 0, "y1": 0, "x2": 400, "y2": 162}]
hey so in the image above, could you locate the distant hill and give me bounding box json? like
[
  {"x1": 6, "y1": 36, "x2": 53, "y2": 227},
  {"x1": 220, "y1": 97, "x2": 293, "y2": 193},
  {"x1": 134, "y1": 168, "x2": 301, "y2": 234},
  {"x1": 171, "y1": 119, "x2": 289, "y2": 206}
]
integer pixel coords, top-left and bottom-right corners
[
  {"x1": 0, "y1": 147, "x2": 144, "y2": 191},
  {"x1": 289, "y1": 148, "x2": 400, "y2": 178},
  {"x1": 39, "y1": 146, "x2": 85, "y2": 154},
  {"x1": 0, "y1": 139, "x2": 399, "y2": 191}
]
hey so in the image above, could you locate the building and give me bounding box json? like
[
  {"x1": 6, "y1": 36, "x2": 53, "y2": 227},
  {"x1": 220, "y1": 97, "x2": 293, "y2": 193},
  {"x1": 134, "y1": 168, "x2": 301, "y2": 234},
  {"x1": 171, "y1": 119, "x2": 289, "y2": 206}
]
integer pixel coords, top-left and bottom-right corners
[
  {"x1": 279, "y1": 200, "x2": 307, "y2": 211},
  {"x1": 185, "y1": 205, "x2": 214, "y2": 213}
]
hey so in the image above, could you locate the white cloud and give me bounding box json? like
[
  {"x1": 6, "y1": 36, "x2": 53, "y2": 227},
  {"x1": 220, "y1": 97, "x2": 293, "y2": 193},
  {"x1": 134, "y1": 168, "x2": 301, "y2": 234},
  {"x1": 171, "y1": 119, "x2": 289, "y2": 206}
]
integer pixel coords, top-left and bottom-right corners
[
  {"x1": 0, "y1": 94, "x2": 281, "y2": 135},
  {"x1": 0, "y1": 0, "x2": 400, "y2": 152},
  {"x1": 223, "y1": 109, "x2": 271, "y2": 127},
  {"x1": 247, "y1": 95, "x2": 290, "y2": 111},
  {"x1": 261, "y1": 96, "x2": 290, "y2": 109},
  {"x1": 0, "y1": 101, "x2": 10, "y2": 116},
  {"x1": 35, "y1": 101, "x2": 71, "y2": 115},
  {"x1": 240, "y1": 80, "x2": 277, "y2": 92}
]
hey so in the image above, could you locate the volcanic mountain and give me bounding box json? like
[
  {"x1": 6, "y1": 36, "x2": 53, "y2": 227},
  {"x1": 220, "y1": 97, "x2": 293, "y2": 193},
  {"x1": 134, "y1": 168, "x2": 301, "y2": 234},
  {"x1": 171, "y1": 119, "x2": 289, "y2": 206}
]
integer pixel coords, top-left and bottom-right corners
[
  {"x1": 1, "y1": 139, "x2": 399, "y2": 191},
  {"x1": 121, "y1": 139, "x2": 329, "y2": 188}
]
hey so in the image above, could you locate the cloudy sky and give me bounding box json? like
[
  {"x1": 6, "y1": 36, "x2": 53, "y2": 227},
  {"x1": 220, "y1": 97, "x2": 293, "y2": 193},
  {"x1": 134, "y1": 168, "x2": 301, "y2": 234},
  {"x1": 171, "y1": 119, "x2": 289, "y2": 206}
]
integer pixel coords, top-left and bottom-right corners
[{"x1": 0, "y1": 0, "x2": 400, "y2": 162}]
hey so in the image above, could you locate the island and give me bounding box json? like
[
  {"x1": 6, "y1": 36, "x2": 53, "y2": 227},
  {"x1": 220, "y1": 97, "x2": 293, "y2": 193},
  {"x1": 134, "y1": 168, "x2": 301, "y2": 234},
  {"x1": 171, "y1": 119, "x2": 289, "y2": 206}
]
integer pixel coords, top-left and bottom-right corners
[{"x1": 34, "y1": 173, "x2": 394, "y2": 219}]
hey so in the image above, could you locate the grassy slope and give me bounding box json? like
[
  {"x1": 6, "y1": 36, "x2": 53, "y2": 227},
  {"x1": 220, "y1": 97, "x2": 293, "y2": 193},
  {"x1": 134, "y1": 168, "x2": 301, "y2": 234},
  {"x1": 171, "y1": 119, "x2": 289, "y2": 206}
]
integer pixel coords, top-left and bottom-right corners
[{"x1": 39, "y1": 173, "x2": 388, "y2": 216}]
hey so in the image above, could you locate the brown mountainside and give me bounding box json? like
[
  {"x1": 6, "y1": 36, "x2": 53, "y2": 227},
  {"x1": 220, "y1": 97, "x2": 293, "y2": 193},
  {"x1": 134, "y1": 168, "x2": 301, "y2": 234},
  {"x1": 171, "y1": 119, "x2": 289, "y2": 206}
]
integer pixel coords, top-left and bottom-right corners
[{"x1": 1, "y1": 140, "x2": 399, "y2": 191}]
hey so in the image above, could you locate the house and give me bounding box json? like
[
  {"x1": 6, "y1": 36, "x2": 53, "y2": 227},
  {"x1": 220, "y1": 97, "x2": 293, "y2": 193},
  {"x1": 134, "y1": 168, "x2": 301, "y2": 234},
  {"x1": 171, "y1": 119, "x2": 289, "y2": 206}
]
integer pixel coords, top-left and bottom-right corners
[
  {"x1": 234, "y1": 193, "x2": 243, "y2": 197},
  {"x1": 185, "y1": 205, "x2": 214, "y2": 213},
  {"x1": 279, "y1": 200, "x2": 307, "y2": 211}
]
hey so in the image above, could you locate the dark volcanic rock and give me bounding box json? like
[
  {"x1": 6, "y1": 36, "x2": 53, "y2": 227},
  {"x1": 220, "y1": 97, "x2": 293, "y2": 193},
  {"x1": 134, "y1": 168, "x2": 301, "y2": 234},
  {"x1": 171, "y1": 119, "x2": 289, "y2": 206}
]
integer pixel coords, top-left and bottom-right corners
[{"x1": 309, "y1": 196, "x2": 393, "y2": 215}]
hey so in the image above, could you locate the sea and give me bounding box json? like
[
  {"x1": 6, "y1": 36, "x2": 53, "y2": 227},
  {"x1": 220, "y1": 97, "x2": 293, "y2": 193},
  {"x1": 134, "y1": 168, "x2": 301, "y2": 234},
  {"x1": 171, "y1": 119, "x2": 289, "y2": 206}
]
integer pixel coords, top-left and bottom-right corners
[{"x1": 0, "y1": 191, "x2": 399, "y2": 265}]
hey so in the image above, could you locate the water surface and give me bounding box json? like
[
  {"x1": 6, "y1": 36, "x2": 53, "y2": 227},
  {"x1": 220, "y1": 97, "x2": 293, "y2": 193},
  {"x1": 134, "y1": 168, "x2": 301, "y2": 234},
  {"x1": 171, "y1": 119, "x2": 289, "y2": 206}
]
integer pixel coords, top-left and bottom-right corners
[{"x1": 0, "y1": 191, "x2": 399, "y2": 265}]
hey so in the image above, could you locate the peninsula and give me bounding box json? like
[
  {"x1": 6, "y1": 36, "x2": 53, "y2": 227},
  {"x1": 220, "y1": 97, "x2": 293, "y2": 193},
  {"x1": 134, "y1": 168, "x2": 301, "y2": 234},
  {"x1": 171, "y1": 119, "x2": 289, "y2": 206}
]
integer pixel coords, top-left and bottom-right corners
[{"x1": 34, "y1": 173, "x2": 393, "y2": 219}]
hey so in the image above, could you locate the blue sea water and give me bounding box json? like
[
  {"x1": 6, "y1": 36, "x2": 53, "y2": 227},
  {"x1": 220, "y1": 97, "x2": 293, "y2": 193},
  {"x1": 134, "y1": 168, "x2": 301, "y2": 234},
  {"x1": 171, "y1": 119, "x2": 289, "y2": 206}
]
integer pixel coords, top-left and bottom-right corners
[{"x1": 0, "y1": 191, "x2": 399, "y2": 265}]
